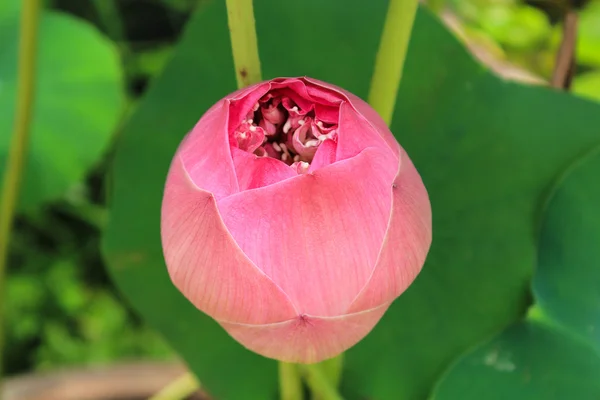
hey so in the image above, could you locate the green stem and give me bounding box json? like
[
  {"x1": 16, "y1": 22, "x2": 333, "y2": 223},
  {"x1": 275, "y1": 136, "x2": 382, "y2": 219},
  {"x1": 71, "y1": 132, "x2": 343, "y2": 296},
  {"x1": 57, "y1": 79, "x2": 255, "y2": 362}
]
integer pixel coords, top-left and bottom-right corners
[
  {"x1": 367, "y1": 0, "x2": 419, "y2": 125},
  {"x1": 0, "y1": 0, "x2": 41, "y2": 381},
  {"x1": 319, "y1": 354, "x2": 344, "y2": 390},
  {"x1": 148, "y1": 373, "x2": 199, "y2": 400},
  {"x1": 427, "y1": 0, "x2": 445, "y2": 14},
  {"x1": 300, "y1": 363, "x2": 344, "y2": 400},
  {"x1": 279, "y1": 362, "x2": 304, "y2": 400},
  {"x1": 225, "y1": 0, "x2": 262, "y2": 88}
]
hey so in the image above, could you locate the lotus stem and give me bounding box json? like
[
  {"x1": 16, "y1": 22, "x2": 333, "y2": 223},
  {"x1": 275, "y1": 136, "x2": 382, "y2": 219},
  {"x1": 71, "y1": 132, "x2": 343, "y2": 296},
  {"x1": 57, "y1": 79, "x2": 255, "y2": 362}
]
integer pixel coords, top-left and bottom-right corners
[
  {"x1": 320, "y1": 354, "x2": 344, "y2": 389},
  {"x1": 300, "y1": 363, "x2": 344, "y2": 400},
  {"x1": 368, "y1": 0, "x2": 419, "y2": 125},
  {"x1": 279, "y1": 362, "x2": 304, "y2": 400},
  {"x1": 0, "y1": 0, "x2": 41, "y2": 383},
  {"x1": 148, "y1": 372, "x2": 199, "y2": 400},
  {"x1": 225, "y1": 0, "x2": 262, "y2": 88},
  {"x1": 313, "y1": 354, "x2": 344, "y2": 400}
]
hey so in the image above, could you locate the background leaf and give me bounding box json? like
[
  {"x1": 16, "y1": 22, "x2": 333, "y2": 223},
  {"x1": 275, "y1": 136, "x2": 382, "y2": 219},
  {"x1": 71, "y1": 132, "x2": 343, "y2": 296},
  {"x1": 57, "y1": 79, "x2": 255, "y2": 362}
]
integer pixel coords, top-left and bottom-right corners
[
  {"x1": 0, "y1": 7, "x2": 124, "y2": 210},
  {"x1": 431, "y1": 149, "x2": 600, "y2": 399},
  {"x1": 103, "y1": 1, "x2": 600, "y2": 399},
  {"x1": 342, "y1": 9, "x2": 600, "y2": 399},
  {"x1": 431, "y1": 321, "x2": 600, "y2": 400},
  {"x1": 103, "y1": 1, "x2": 266, "y2": 398},
  {"x1": 533, "y1": 148, "x2": 600, "y2": 350}
]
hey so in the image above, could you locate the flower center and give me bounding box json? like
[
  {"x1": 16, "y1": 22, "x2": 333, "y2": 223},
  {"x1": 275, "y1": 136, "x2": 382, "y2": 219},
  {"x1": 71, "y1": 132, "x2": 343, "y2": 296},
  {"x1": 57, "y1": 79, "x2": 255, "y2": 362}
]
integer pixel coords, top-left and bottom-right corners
[{"x1": 231, "y1": 93, "x2": 338, "y2": 174}]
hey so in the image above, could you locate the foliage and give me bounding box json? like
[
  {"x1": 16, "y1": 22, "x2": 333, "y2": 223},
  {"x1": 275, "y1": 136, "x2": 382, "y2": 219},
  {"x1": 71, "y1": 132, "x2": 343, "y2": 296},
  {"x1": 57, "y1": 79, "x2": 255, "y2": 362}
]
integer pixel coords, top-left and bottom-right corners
[
  {"x1": 433, "y1": 148, "x2": 600, "y2": 399},
  {"x1": 452, "y1": 0, "x2": 600, "y2": 84},
  {"x1": 1, "y1": 0, "x2": 192, "y2": 374},
  {"x1": 102, "y1": 1, "x2": 600, "y2": 399},
  {"x1": 0, "y1": 2, "x2": 124, "y2": 211},
  {"x1": 2, "y1": 0, "x2": 600, "y2": 400},
  {"x1": 5, "y1": 205, "x2": 172, "y2": 373}
]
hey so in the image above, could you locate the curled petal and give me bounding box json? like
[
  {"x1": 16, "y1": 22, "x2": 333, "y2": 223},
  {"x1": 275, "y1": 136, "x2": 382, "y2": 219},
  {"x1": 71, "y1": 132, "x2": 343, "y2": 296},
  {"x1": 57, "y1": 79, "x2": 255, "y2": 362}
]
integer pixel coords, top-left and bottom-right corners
[
  {"x1": 303, "y1": 76, "x2": 401, "y2": 158},
  {"x1": 226, "y1": 82, "x2": 270, "y2": 135},
  {"x1": 348, "y1": 149, "x2": 432, "y2": 313},
  {"x1": 336, "y1": 102, "x2": 392, "y2": 162},
  {"x1": 291, "y1": 161, "x2": 310, "y2": 174},
  {"x1": 217, "y1": 148, "x2": 397, "y2": 317},
  {"x1": 291, "y1": 122, "x2": 319, "y2": 160},
  {"x1": 271, "y1": 80, "x2": 317, "y2": 111},
  {"x1": 313, "y1": 120, "x2": 336, "y2": 139},
  {"x1": 231, "y1": 148, "x2": 296, "y2": 190},
  {"x1": 261, "y1": 97, "x2": 285, "y2": 124},
  {"x1": 161, "y1": 156, "x2": 297, "y2": 324},
  {"x1": 314, "y1": 104, "x2": 339, "y2": 124},
  {"x1": 259, "y1": 118, "x2": 278, "y2": 135},
  {"x1": 233, "y1": 122, "x2": 265, "y2": 153},
  {"x1": 309, "y1": 139, "x2": 337, "y2": 172},
  {"x1": 220, "y1": 303, "x2": 390, "y2": 363},
  {"x1": 305, "y1": 81, "x2": 344, "y2": 105}
]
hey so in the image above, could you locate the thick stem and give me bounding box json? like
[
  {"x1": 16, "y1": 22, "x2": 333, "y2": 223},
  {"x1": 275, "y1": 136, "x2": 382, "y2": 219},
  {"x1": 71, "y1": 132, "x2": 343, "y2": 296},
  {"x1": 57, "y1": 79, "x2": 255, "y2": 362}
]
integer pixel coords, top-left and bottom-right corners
[
  {"x1": 321, "y1": 354, "x2": 344, "y2": 389},
  {"x1": 315, "y1": 354, "x2": 344, "y2": 400},
  {"x1": 148, "y1": 373, "x2": 199, "y2": 400},
  {"x1": 0, "y1": 0, "x2": 41, "y2": 381},
  {"x1": 368, "y1": 0, "x2": 419, "y2": 125},
  {"x1": 299, "y1": 363, "x2": 344, "y2": 400},
  {"x1": 279, "y1": 362, "x2": 304, "y2": 400},
  {"x1": 225, "y1": 0, "x2": 262, "y2": 88}
]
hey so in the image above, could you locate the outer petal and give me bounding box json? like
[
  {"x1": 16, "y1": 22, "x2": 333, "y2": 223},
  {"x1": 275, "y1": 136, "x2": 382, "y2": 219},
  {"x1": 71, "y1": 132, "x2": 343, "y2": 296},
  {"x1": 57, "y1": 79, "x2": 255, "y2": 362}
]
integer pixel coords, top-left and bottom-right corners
[
  {"x1": 231, "y1": 148, "x2": 296, "y2": 190},
  {"x1": 336, "y1": 102, "x2": 395, "y2": 162},
  {"x1": 217, "y1": 148, "x2": 397, "y2": 317},
  {"x1": 179, "y1": 101, "x2": 238, "y2": 199},
  {"x1": 303, "y1": 76, "x2": 401, "y2": 158},
  {"x1": 220, "y1": 303, "x2": 390, "y2": 363},
  {"x1": 343, "y1": 90, "x2": 401, "y2": 158},
  {"x1": 161, "y1": 156, "x2": 297, "y2": 324},
  {"x1": 348, "y1": 149, "x2": 432, "y2": 313}
]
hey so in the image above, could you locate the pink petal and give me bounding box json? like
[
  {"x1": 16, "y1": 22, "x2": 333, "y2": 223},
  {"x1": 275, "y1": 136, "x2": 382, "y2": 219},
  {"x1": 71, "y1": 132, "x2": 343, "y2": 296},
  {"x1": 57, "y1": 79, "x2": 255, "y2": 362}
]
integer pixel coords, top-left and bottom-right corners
[
  {"x1": 261, "y1": 98, "x2": 285, "y2": 125},
  {"x1": 226, "y1": 82, "x2": 271, "y2": 135},
  {"x1": 179, "y1": 102, "x2": 239, "y2": 199},
  {"x1": 220, "y1": 302, "x2": 390, "y2": 363},
  {"x1": 336, "y1": 102, "x2": 392, "y2": 162},
  {"x1": 217, "y1": 147, "x2": 397, "y2": 317},
  {"x1": 161, "y1": 156, "x2": 297, "y2": 324},
  {"x1": 226, "y1": 80, "x2": 268, "y2": 102},
  {"x1": 232, "y1": 123, "x2": 265, "y2": 153},
  {"x1": 291, "y1": 122, "x2": 319, "y2": 159},
  {"x1": 303, "y1": 76, "x2": 401, "y2": 158},
  {"x1": 309, "y1": 139, "x2": 337, "y2": 172},
  {"x1": 271, "y1": 81, "x2": 315, "y2": 111},
  {"x1": 231, "y1": 147, "x2": 296, "y2": 190},
  {"x1": 348, "y1": 149, "x2": 432, "y2": 313},
  {"x1": 305, "y1": 83, "x2": 344, "y2": 103},
  {"x1": 343, "y1": 90, "x2": 401, "y2": 158},
  {"x1": 314, "y1": 103, "x2": 340, "y2": 123}
]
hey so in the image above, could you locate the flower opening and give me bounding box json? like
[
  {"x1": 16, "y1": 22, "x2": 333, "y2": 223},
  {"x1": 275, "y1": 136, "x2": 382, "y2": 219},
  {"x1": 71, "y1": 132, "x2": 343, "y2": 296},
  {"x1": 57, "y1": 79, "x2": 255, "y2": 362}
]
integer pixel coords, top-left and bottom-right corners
[{"x1": 230, "y1": 91, "x2": 338, "y2": 173}]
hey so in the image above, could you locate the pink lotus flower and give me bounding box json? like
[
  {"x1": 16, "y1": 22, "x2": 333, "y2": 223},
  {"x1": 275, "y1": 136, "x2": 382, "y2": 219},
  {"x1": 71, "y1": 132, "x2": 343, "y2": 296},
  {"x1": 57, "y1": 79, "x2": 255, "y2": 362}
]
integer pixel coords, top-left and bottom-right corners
[{"x1": 161, "y1": 77, "x2": 432, "y2": 363}]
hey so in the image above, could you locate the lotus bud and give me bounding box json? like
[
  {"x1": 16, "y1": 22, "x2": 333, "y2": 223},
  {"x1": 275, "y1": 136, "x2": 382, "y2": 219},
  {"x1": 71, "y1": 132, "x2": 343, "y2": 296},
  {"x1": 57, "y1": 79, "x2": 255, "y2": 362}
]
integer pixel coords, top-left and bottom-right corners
[{"x1": 161, "y1": 77, "x2": 432, "y2": 363}]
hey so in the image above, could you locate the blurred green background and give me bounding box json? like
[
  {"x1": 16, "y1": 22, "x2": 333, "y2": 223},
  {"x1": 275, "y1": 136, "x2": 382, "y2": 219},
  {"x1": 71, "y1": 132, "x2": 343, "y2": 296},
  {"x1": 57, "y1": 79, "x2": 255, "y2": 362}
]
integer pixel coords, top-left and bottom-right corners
[{"x1": 2, "y1": 0, "x2": 600, "y2": 386}]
